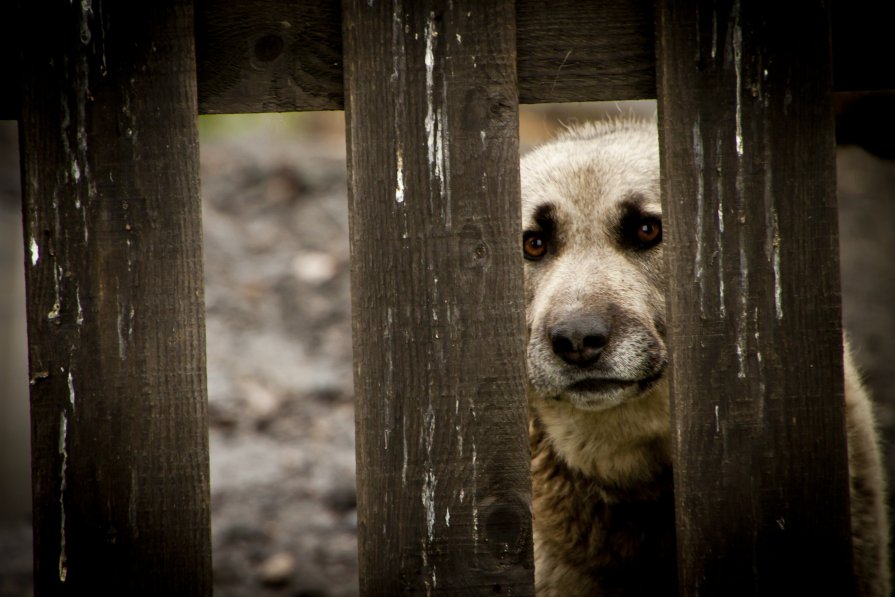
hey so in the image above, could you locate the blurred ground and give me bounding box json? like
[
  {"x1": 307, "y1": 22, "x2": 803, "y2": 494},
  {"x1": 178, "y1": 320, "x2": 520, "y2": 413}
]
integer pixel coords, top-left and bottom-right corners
[{"x1": 1, "y1": 98, "x2": 894, "y2": 596}]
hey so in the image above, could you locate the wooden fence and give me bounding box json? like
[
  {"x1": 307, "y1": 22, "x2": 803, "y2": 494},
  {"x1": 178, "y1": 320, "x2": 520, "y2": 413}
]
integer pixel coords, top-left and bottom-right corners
[{"x1": 4, "y1": 0, "x2": 892, "y2": 595}]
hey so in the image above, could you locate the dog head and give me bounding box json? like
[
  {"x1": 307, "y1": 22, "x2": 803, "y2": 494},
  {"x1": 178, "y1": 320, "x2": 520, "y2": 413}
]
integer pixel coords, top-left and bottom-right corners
[{"x1": 521, "y1": 120, "x2": 667, "y2": 412}]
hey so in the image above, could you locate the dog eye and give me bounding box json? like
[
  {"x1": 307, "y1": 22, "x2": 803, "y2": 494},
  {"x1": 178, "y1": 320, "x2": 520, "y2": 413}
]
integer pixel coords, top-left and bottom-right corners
[
  {"x1": 627, "y1": 216, "x2": 662, "y2": 249},
  {"x1": 523, "y1": 231, "x2": 548, "y2": 260}
]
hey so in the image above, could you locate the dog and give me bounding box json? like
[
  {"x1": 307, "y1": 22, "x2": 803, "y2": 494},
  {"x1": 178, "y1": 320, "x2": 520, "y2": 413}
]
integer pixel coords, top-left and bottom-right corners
[{"x1": 521, "y1": 118, "x2": 890, "y2": 596}]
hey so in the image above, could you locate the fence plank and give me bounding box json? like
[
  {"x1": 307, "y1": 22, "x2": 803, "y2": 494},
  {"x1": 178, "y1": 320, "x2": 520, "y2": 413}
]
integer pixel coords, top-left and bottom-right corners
[
  {"x1": 184, "y1": 0, "x2": 895, "y2": 115},
  {"x1": 656, "y1": 2, "x2": 854, "y2": 595},
  {"x1": 342, "y1": 2, "x2": 534, "y2": 594},
  {"x1": 195, "y1": 0, "x2": 344, "y2": 113},
  {"x1": 18, "y1": 1, "x2": 212, "y2": 594},
  {"x1": 516, "y1": 0, "x2": 655, "y2": 104}
]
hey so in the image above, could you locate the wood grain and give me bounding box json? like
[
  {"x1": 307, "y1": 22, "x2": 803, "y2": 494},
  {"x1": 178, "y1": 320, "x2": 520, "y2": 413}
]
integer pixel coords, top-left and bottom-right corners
[
  {"x1": 515, "y1": 0, "x2": 656, "y2": 103},
  {"x1": 18, "y1": 1, "x2": 212, "y2": 593},
  {"x1": 343, "y1": 1, "x2": 534, "y2": 594},
  {"x1": 3, "y1": 0, "x2": 892, "y2": 119},
  {"x1": 656, "y1": 1, "x2": 854, "y2": 594},
  {"x1": 195, "y1": 0, "x2": 344, "y2": 113}
]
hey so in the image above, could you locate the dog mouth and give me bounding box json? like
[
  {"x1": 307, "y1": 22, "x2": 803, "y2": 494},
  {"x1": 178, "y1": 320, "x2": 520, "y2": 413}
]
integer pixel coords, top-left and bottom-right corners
[
  {"x1": 567, "y1": 378, "x2": 635, "y2": 393},
  {"x1": 563, "y1": 367, "x2": 665, "y2": 396}
]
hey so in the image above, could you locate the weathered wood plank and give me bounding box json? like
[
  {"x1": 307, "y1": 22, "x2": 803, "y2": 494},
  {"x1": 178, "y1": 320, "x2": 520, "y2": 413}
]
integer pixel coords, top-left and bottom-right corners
[
  {"x1": 191, "y1": 0, "x2": 893, "y2": 114},
  {"x1": 195, "y1": 0, "x2": 344, "y2": 113},
  {"x1": 516, "y1": 0, "x2": 655, "y2": 103},
  {"x1": 343, "y1": 1, "x2": 534, "y2": 594},
  {"x1": 656, "y1": 1, "x2": 854, "y2": 595},
  {"x1": 18, "y1": 0, "x2": 212, "y2": 594},
  {"x1": 3, "y1": 0, "x2": 892, "y2": 119}
]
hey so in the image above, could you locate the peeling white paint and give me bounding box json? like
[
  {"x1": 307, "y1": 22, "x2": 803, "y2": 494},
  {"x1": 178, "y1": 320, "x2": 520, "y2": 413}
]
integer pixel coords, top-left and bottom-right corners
[
  {"x1": 716, "y1": 226, "x2": 725, "y2": 316},
  {"x1": 444, "y1": 507, "x2": 450, "y2": 527},
  {"x1": 737, "y1": 219, "x2": 748, "y2": 380},
  {"x1": 401, "y1": 422, "x2": 408, "y2": 487},
  {"x1": 58, "y1": 412, "x2": 69, "y2": 583},
  {"x1": 692, "y1": 120, "x2": 705, "y2": 315},
  {"x1": 736, "y1": 335, "x2": 747, "y2": 379},
  {"x1": 733, "y1": 4, "x2": 744, "y2": 157},
  {"x1": 79, "y1": 0, "x2": 93, "y2": 44},
  {"x1": 118, "y1": 309, "x2": 126, "y2": 359},
  {"x1": 391, "y1": 5, "x2": 403, "y2": 83},
  {"x1": 395, "y1": 150, "x2": 405, "y2": 204},
  {"x1": 29, "y1": 237, "x2": 39, "y2": 266},
  {"x1": 422, "y1": 14, "x2": 451, "y2": 228},
  {"x1": 714, "y1": 404, "x2": 720, "y2": 433},
  {"x1": 435, "y1": 108, "x2": 450, "y2": 227},
  {"x1": 710, "y1": 8, "x2": 718, "y2": 60},
  {"x1": 471, "y1": 442, "x2": 479, "y2": 543},
  {"x1": 117, "y1": 301, "x2": 134, "y2": 360},
  {"x1": 424, "y1": 16, "x2": 436, "y2": 167},
  {"x1": 421, "y1": 396, "x2": 438, "y2": 591},
  {"x1": 715, "y1": 137, "x2": 726, "y2": 317},
  {"x1": 771, "y1": 209, "x2": 783, "y2": 320},
  {"x1": 422, "y1": 470, "x2": 437, "y2": 539},
  {"x1": 455, "y1": 33, "x2": 462, "y2": 44},
  {"x1": 48, "y1": 265, "x2": 63, "y2": 322},
  {"x1": 424, "y1": 404, "x2": 436, "y2": 456},
  {"x1": 75, "y1": 288, "x2": 84, "y2": 326},
  {"x1": 67, "y1": 372, "x2": 76, "y2": 408}
]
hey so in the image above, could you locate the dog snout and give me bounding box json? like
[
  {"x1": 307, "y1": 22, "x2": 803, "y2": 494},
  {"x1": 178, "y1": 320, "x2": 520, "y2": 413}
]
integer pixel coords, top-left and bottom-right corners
[{"x1": 549, "y1": 314, "x2": 611, "y2": 368}]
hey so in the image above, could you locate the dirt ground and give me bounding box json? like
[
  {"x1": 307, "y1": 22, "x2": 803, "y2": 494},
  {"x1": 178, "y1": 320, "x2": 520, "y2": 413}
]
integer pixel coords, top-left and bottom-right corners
[{"x1": 1, "y1": 100, "x2": 893, "y2": 596}]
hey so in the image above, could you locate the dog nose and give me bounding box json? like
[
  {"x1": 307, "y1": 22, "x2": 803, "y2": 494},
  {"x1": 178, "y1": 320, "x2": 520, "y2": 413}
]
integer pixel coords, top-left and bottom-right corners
[{"x1": 549, "y1": 315, "x2": 611, "y2": 367}]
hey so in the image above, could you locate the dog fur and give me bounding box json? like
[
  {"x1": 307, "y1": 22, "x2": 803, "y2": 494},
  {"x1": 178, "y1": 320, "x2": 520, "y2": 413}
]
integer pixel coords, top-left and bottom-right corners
[{"x1": 521, "y1": 118, "x2": 890, "y2": 596}]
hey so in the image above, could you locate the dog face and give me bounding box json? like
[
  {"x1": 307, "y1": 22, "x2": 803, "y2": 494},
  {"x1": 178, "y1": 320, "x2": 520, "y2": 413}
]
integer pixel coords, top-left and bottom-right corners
[{"x1": 521, "y1": 121, "x2": 667, "y2": 412}]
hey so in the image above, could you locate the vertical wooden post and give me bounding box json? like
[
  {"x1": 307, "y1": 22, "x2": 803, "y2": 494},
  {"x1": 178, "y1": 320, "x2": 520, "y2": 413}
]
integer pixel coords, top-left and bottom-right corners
[
  {"x1": 656, "y1": 2, "x2": 854, "y2": 595},
  {"x1": 342, "y1": 2, "x2": 534, "y2": 594},
  {"x1": 18, "y1": 1, "x2": 212, "y2": 594}
]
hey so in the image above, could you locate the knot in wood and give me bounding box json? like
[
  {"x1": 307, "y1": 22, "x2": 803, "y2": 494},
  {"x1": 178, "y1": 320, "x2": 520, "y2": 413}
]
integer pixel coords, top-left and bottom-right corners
[
  {"x1": 480, "y1": 493, "x2": 529, "y2": 560},
  {"x1": 254, "y1": 34, "x2": 285, "y2": 63}
]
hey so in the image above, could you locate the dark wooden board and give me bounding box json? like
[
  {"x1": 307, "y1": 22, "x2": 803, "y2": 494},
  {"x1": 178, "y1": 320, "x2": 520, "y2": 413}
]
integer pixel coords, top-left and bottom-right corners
[
  {"x1": 18, "y1": 0, "x2": 212, "y2": 594},
  {"x1": 2, "y1": 0, "x2": 893, "y2": 119},
  {"x1": 656, "y1": 1, "x2": 854, "y2": 594},
  {"x1": 516, "y1": 0, "x2": 656, "y2": 104},
  {"x1": 342, "y1": 1, "x2": 534, "y2": 594},
  {"x1": 192, "y1": 0, "x2": 893, "y2": 113},
  {"x1": 195, "y1": 0, "x2": 344, "y2": 113}
]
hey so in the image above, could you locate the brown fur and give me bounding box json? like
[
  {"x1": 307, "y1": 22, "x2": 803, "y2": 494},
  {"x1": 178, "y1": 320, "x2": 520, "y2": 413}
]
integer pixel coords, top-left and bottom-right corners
[{"x1": 521, "y1": 119, "x2": 890, "y2": 596}]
